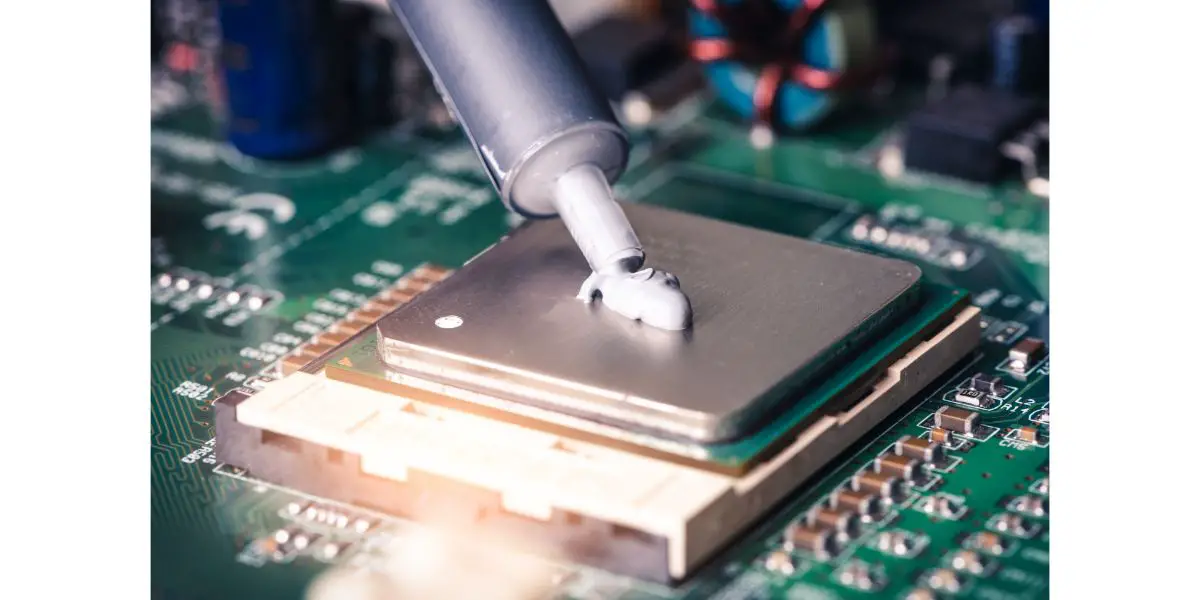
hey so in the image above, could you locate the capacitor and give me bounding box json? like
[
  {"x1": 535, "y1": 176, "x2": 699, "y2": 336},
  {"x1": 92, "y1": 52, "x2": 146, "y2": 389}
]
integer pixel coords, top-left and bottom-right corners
[
  {"x1": 216, "y1": 0, "x2": 343, "y2": 159},
  {"x1": 876, "y1": 454, "x2": 921, "y2": 481},
  {"x1": 833, "y1": 488, "x2": 880, "y2": 517},
  {"x1": 808, "y1": 507, "x2": 860, "y2": 538},
  {"x1": 785, "y1": 523, "x2": 833, "y2": 557},
  {"x1": 336, "y1": 2, "x2": 399, "y2": 133},
  {"x1": 991, "y1": 15, "x2": 1048, "y2": 94}
]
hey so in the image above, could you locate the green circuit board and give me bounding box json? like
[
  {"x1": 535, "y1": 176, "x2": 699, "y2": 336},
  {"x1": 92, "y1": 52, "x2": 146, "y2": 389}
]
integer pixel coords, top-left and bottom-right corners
[{"x1": 151, "y1": 86, "x2": 1049, "y2": 599}]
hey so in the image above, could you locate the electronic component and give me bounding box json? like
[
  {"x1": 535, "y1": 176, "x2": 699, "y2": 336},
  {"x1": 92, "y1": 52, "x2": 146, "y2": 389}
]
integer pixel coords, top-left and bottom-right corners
[
  {"x1": 336, "y1": 1, "x2": 400, "y2": 132},
  {"x1": 854, "y1": 471, "x2": 905, "y2": 501},
  {"x1": 216, "y1": 0, "x2": 343, "y2": 159},
  {"x1": 991, "y1": 15, "x2": 1048, "y2": 94},
  {"x1": 930, "y1": 427, "x2": 955, "y2": 445},
  {"x1": 374, "y1": 203, "x2": 924, "y2": 443},
  {"x1": 903, "y1": 86, "x2": 1039, "y2": 183},
  {"x1": 836, "y1": 560, "x2": 885, "y2": 592},
  {"x1": 214, "y1": 295, "x2": 976, "y2": 583},
  {"x1": 988, "y1": 320, "x2": 1029, "y2": 344},
  {"x1": 846, "y1": 214, "x2": 981, "y2": 271},
  {"x1": 279, "y1": 266, "x2": 452, "y2": 376},
  {"x1": 968, "y1": 531, "x2": 1009, "y2": 555},
  {"x1": 926, "y1": 568, "x2": 963, "y2": 593},
  {"x1": 1011, "y1": 495, "x2": 1048, "y2": 518},
  {"x1": 1009, "y1": 337, "x2": 1047, "y2": 373},
  {"x1": 969, "y1": 372, "x2": 1005, "y2": 395},
  {"x1": 876, "y1": 454, "x2": 923, "y2": 481},
  {"x1": 214, "y1": 203, "x2": 982, "y2": 582},
  {"x1": 934, "y1": 406, "x2": 979, "y2": 435},
  {"x1": 954, "y1": 388, "x2": 990, "y2": 407},
  {"x1": 1032, "y1": 478, "x2": 1049, "y2": 495},
  {"x1": 283, "y1": 501, "x2": 376, "y2": 533},
  {"x1": 992, "y1": 513, "x2": 1036, "y2": 537},
  {"x1": 807, "y1": 507, "x2": 860, "y2": 539},
  {"x1": 687, "y1": 0, "x2": 879, "y2": 131},
  {"x1": 786, "y1": 524, "x2": 834, "y2": 558},
  {"x1": 268, "y1": 525, "x2": 321, "y2": 560},
  {"x1": 833, "y1": 488, "x2": 881, "y2": 519},
  {"x1": 875, "y1": 530, "x2": 927, "y2": 558},
  {"x1": 950, "y1": 549, "x2": 988, "y2": 574},
  {"x1": 572, "y1": 14, "x2": 680, "y2": 101},
  {"x1": 763, "y1": 550, "x2": 796, "y2": 575},
  {"x1": 895, "y1": 435, "x2": 945, "y2": 463},
  {"x1": 920, "y1": 494, "x2": 966, "y2": 520},
  {"x1": 234, "y1": 286, "x2": 277, "y2": 311}
]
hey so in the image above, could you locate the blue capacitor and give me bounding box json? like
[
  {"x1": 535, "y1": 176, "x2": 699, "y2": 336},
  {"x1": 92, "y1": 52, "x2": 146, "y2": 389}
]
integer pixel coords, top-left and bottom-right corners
[
  {"x1": 216, "y1": 0, "x2": 341, "y2": 160},
  {"x1": 991, "y1": 15, "x2": 1048, "y2": 94}
]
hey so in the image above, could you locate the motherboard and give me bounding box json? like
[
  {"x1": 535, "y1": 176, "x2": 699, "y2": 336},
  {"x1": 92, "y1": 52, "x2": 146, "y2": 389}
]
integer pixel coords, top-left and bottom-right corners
[{"x1": 151, "y1": 1, "x2": 1050, "y2": 598}]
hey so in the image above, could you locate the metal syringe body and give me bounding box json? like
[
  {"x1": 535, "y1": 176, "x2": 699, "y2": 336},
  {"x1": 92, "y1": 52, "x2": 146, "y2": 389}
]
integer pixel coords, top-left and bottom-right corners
[{"x1": 388, "y1": 0, "x2": 643, "y2": 273}]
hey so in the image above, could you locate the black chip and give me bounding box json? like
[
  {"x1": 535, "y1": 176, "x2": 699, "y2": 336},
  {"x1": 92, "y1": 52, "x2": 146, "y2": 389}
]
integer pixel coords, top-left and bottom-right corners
[{"x1": 904, "y1": 86, "x2": 1039, "y2": 183}]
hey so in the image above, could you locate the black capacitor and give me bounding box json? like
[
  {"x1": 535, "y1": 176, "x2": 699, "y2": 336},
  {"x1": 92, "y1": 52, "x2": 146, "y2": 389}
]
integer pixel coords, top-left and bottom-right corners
[
  {"x1": 336, "y1": 3, "x2": 399, "y2": 133},
  {"x1": 216, "y1": 0, "x2": 344, "y2": 160}
]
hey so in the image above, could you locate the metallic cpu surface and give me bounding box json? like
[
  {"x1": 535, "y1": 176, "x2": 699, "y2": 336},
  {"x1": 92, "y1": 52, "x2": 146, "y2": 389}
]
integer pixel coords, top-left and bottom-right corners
[{"x1": 376, "y1": 203, "x2": 923, "y2": 442}]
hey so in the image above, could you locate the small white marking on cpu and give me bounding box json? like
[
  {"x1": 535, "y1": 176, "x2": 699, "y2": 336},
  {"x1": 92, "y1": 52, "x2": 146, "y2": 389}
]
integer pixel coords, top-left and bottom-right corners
[{"x1": 435, "y1": 315, "x2": 463, "y2": 329}]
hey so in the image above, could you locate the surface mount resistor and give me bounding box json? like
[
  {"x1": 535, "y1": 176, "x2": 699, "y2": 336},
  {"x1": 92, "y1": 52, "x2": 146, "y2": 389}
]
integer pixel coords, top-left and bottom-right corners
[{"x1": 955, "y1": 388, "x2": 990, "y2": 407}]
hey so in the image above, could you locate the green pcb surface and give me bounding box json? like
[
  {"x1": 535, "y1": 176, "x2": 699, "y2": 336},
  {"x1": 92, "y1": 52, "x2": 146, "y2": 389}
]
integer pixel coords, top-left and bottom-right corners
[{"x1": 152, "y1": 92, "x2": 1049, "y2": 599}]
